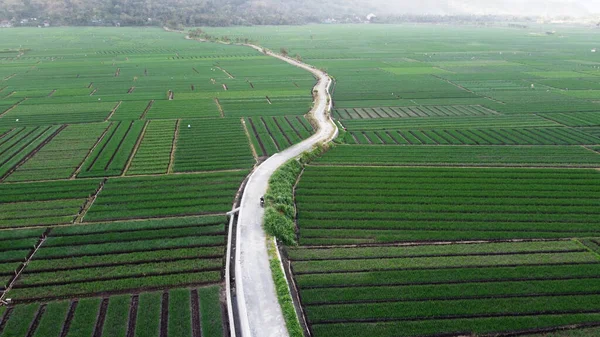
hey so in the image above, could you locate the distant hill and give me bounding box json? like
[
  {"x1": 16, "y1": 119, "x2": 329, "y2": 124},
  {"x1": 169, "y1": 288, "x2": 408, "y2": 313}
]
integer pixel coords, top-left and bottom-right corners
[{"x1": 0, "y1": 0, "x2": 598, "y2": 26}]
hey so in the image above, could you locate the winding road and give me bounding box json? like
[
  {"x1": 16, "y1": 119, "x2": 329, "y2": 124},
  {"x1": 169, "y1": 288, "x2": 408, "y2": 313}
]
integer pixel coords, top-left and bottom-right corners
[{"x1": 232, "y1": 46, "x2": 338, "y2": 337}]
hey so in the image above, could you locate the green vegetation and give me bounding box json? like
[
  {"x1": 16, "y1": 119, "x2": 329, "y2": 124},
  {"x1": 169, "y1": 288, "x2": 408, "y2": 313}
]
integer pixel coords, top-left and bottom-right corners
[
  {"x1": 103, "y1": 295, "x2": 131, "y2": 337},
  {"x1": 198, "y1": 286, "x2": 225, "y2": 337},
  {"x1": 315, "y1": 146, "x2": 600, "y2": 167},
  {"x1": 168, "y1": 289, "x2": 193, "y2": 337},
  {"x1": 174, "y1": 118, "x2": 255, "y2": 172},
  {"x1": 135, "y1": 292, "x2": 162, "y2": 337},
  {"x1": 199, "y1": 24, "x2": 600, "y2": 337},
  {"x1": 264, "y1": 159, "x2": 304, "y2": 245},
  {"x1": 0, "y1": 304, "x2": 38, "y2": 337},
  {"x1": 65, "y1": 298, "x2": 101, "y2": 337},
  {"x1": 31, "y1": 301, "x2": 70, "y2": 337}
]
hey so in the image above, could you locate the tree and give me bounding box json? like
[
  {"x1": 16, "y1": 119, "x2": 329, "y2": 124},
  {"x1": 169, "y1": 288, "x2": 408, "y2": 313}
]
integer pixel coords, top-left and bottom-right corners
[{"x1": 280, "y1": 47, "x2": 288, "y2": 56}]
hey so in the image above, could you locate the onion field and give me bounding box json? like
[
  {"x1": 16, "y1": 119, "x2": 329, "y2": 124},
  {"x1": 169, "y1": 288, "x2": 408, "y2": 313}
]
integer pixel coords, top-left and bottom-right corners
[
  {"x1": 0, "y1": 26, "x2": 316, "y2": 336},
  {"x1": 206, "y1": 24, "x2": 600, "y2": 337}
]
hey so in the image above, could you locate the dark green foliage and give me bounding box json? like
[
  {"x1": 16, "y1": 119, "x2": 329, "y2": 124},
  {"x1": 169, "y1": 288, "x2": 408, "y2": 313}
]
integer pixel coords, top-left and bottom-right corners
[{"x1": 264, "y1": 159, "x2": 303, "y2": 245}]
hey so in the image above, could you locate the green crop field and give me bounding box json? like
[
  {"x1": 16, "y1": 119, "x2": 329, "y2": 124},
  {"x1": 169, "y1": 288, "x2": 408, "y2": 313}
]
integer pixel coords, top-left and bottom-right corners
[
  {"x1": 0, "y1": 26, "x2": 316, "y2": 336},
  {"x1": 2, "y1": 21, "x2": 600, "y2": 337},
  {"x1": 198, "y1": 24, "x2": 600, "y2": 337}
]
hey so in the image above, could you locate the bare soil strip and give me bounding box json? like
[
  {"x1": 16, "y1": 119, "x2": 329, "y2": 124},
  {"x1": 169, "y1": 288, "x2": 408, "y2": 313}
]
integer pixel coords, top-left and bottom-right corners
[
  {"x1": 241, "y1": 118, "x2": 259, "y2": 160},
  {"x1": 0, "y1": 228, "x2": 52, "y2": 303},
  {"x1": 140, "y1": 100, "x2": 155, "y2": 119},
  {"x1": 114, "y1": 68, "x2": 121, "y2": 77},
  {"x1": 222, "y1": 84, "x2": 228, "y2": 91},
  {"x1": 248, "y1": 81, "x2": 254, "y2": 89},
  {"x1": 0, "y1": 98, "x2": 27, "y2": 118},
  {"x1": 272, "y1": 117, "x2": 292, "y2": 145},
  {"x1": 92, "y1": 298, "x2": 109, "y2": 337},
  {"x1": 47, "y1": 89, "x2": 56, "y2": 97},
  {"x1": 284, "y1": 117, "x2": 304, "y2": 139},
  {"x1": 75, "y1": 178, "x2": 107, "y2": 223},
  {"x1": 215, "y1": 98, "x2": 225, "y2": 117},
  {"x1": 3, "y1": 74, "x2": 16, "y2": 81},
  {"x1": 215, "y1": 66, "x2": 235, "y2": 79},
  {"x1": 266, "y1": 96, "x2": 272, "y2": 104},
  {"x1": 104, "y1": 123, "x2": 138, "y2": 172},
  {"x1": 167, "y1": 120, "x2": 181, "y2": 174},
  {"x1": 89, "y1": 88, "x2": 97, "y2": 96},
  {"x1": 87, "y1": 82, "x2": 94, "y2": 89},
  {"x1": 0, "y1": 307, "x2": 14, "y2": 334},
  {"x1": 168, "y1": 90, "x2": 174, "y2": 100},
  {"x1": 71, "y1": 123, "x2": 114, "y2": 179},
  {"x1": 0, "y1": 125, "x2": 67, "y2": 182},
  {"x1": 296, "y1": 116, "x2": 313, "y2": 132},
  {"x1": 127, "y1": 87, "x2": 135, "y2": 94},
  {"x1": 25, "y1": 304, "x2": 46, "y2": 337},
  {"x1": 122, "y1": 120, "x2": 149, "y2": 176},
  {"x1": 192, "y1": 67, "x2": 200, "y2": 74},
  {"x1": 191, "y1": 289, "x2": 202, "y2": 337},
  {"x1": 0, "y1": 126, "x2": 48, "y2": 165},
  {"x1": 59, "y1": 301, "x2": 78, "y2": 337},
  {"x1": 247, "y1": 118, "x2": 267, "y2": 157},
  {"x1": 126, "y1": 295, "x2": 139, "y2": 337},
  {"x1": 83, "y1": 122, "x2": 118, "y2": 173},
  {"x1": 160, "y1": 291, "x2": 169, "y2": 337},
  {"x1": 260, "y1": 117, "x2": 281, "y2": 150},
  {"x1": 0, "y1": 86, "x2": 6, "y2": 93},
  {"x1": 3, "y1": 91, "x2": 15, "y2": 99}
]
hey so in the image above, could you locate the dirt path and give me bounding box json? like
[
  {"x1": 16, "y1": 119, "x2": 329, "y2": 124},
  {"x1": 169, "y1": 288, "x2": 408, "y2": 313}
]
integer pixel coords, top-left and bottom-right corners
[{"x1": 231, "y1": 44, "x2": 337, "y2": 337}]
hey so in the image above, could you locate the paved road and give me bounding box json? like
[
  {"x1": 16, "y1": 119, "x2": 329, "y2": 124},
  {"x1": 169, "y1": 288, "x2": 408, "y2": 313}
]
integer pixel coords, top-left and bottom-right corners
[{"x1": 234, "y1": 47, "x2": 338, "y2": 337}]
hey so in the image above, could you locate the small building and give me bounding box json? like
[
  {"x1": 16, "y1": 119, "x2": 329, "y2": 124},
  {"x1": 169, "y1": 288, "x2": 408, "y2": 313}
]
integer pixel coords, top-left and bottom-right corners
[
  {"x1": 43, "y1": 21, "x2": 50, "y2": 27},
  {"x1": 0, "y1": 20, "x2": 12, "y2": 28},
  {"x1": 366, "y1": 13, "x2": 377, "y2": 22}
]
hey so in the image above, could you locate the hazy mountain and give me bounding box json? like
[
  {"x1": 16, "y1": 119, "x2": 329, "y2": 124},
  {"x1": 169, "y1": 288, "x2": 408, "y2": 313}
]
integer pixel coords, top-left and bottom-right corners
[{"x1": 1, "y1": 0, "x2": 598, "y2": 27}]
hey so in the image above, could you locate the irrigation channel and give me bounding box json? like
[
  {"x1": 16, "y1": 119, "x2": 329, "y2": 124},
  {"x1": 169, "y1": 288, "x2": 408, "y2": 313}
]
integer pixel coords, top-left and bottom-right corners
[{"x1": 226, "y1": 45, "x2": 338, "y2": 337}]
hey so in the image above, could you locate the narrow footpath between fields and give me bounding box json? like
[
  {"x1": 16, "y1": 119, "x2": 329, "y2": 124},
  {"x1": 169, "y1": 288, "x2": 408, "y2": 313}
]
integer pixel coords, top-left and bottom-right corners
[{"x1": 232, "y1": 45, "x2": 338, "y2": 337}]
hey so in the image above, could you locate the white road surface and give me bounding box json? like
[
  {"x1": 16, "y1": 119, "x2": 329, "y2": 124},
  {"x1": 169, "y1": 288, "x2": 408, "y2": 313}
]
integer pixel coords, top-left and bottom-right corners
[{"x1": 233, "y1": 46, "x2": 338, "y2": 337}]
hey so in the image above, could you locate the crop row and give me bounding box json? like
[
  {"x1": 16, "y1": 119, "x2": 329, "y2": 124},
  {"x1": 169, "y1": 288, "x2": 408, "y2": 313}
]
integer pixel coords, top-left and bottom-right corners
[
  {"x1": 340, "y1": 114, "x2": 559, "y2": 131},
  {"x1": 174, "y1": 118, "x2": 255, "y2": 172},
  {"x1": 542, "y1": 112, "x2": 600, "y2": 127},
  {"x1": 1, "y1": 102, "x2": 116, "y2": 126},
  {"x1": 85, "y1": 171, "x2": 246, "y2": 221},
  {"x1": 78, "y1": 120, "x2": 144, "y2": 177},
  {"x1": 0, "y1": 286, "x2": 224, "y2": 337},
  {"x1": 343, "y1": 127, "x2": 600, "y2": 146},
  {"x1": 0, "y1": 125, "x2": 62, "y2": 179},
  {"x1": 295, "y1": 167, "x2": 600, "y2": 244},
  {"x1": 6, "y1": 216, "x2": 227, "y2": 300},
  {"x1": 314, "y1": 145, "x2": 600, "y2": 167},
  {"x1": 5, "y1": 123, "x2": 108, "y2": 182},
  {"x1": 334, "y1": 105, "x2": 498, "y2": 120},
  {"x1": 245, "y1": 116, "x2": 313, "y2": 156},
  {"x1": 125, "y1": 119, "x2": 175, "y2": 175},
  {"x1": 286, "y1": 241, "x2": 600, "y2": 337},
  {"x1": 0, "y1": 179, "x2": 101, "y2": 228}
]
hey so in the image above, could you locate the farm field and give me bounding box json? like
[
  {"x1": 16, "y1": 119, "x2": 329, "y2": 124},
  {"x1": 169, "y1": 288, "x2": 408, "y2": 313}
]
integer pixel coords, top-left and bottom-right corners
[
  {"x1": 0, "y1": 26, "x2": 317, "y2": 336},
  {"x1": 202, "y1": 24, "x2": 600, "y2": 336}
]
